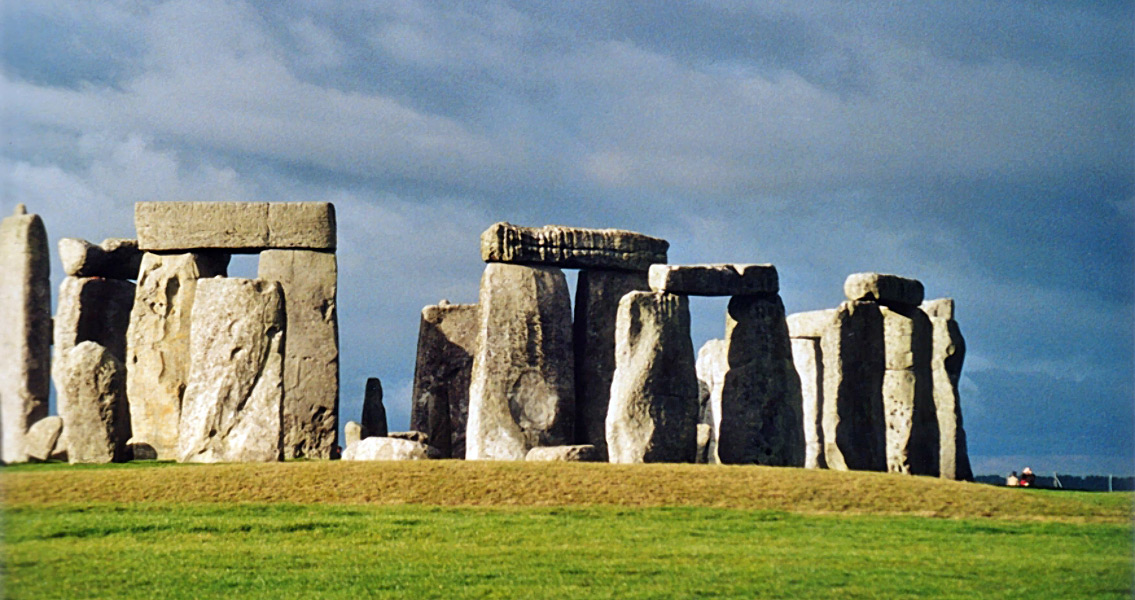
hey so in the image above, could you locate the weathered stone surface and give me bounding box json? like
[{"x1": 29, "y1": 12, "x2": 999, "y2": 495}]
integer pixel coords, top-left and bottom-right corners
[
  {"x1": 54, "y1": 276, "x2": 135, "y2": 363},
  {"x1": 717, "y1": 294, "x2": 805, "y2": 466},
  {"x1": 410, "y1": 302, "x2": 479, "y2": 458},
  {"x1": 342, "y1": 437, "x2": 431, "y2": 461},
  {"x1": 362, "y1": 377, "x2": 388, "y2": 439},
  {"x1": 126, "y1": 252, "x2": 228, "y2": 460},
  {"x1": 695, "y1": 423, "x2": 712, "y2": 464},
  {"x1": 58, "y1": 237, "x2": 143, "y2": 280},
  {"x1": 387, "y1": 431, "x2": 430, "y2": 444},
  {"x1": 259, "y1": 249, "x2": 338, "y2": 459},
  {"x1": 573, "y1": 269, "x2": 649, "y2": 459},
  {"x1": 648, "y1": 264, "x2": 778, "y2": 296},
  {"x1": 178, "y1": 278, "x2": 284, "y2": 463},
  {"x1": 844, "y1": 273, "x2": 924, "y2": 307},
  {"x1": 881, "y1": 305, "x2": 938, "y2": 475},
  {"x1": 480, "y1": 222, "x2": 668, "y2": 271},
  {"x1": 821, "y1": 301, "x2": 886, "y2": 472},
  {"x1": 695, "y1": 339, "x2": 727, "y2": 463},
  {"x1": 607, "y1": 291, "x2": 699, "y2": 464},
  {"x1": 923, "y1": 298, "x2": 972, "y2": 481},
  {"x1": 57, "y1": 342, "x2": 130, "y2": 463},
  {"x1": 787, "y1": 309, "x2": 836, "y2": 339},
  {"x1": 24, "y1": 416, "x2": 63, "y2": 462},
  {"x1": 0, "y1": 204, "x2": 51, "y2": 463},
  {"x1": 466, "y1": 263, "x2": 575, "y2": 460},
  {"x1": 792, "y1": 337, "x2": 825, "y2": 469},
  {"x1": 344, "y1": 421, "x2": 362, "y2": 446},
  {"x1": 525, "y1": 445, "x2": 598, "y2": 462},
  {"x1": 135, "y1": 202, "x2": 336, "y2": 252}
]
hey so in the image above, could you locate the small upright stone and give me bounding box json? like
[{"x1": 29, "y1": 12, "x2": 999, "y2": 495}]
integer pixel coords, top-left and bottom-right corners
[
  {"x1": 821, "y1": 301, "x2": 886, "y2": 472},
  {"x1": 466, "y1": 263, "x2": 575, "y2": 461},
  {"x1": 648, "y1": 264, "x2": 778, "y2": 296},
  {"x1": 573, "y1": 269, "x2": 649, "y2": 459},
  {"x1": 922, "y1": 298, "x2": 972, "y2": 481},
  {"x1": 480, "y1": 222, "x2": 668, "y2": 271},
  {"x1": 178, "y1": 278, "x2": 285, "y2": 463},
  {"x1": 24, "y1": 416, "x2": 64, "y2": 462},
  {"x1": 58, "y1": 238, "x2": 143, "y2": 280},
  {"x1": 362, "y1": 378, "x2": 388, "y2": 439},
  {"x1": 344, "y1": 421, "x2": 362, "y2": 446},
  {"x1": 695, "y1": 339, "x2": 727, "y2": 463},
  {"x1": 606, "y1": 291, "x2": 699, "y2": 464},
  {"x1": 410, "y1": 302, "x2": 479, "y2": 458},
  {"x1": 844, "y1": 273, "x2": 924, "y2": 307},
  {"x1": 791, "y1": 337, "x2": 825, "y2": 469},
  {"x1": 259, "y1": 249, "x2": 339, "y2": 459},
  {"x1": 57, "y1": 342, "x2": 130, "y2": 463},
  {"x1": 0, "y1": 205, "x2": 50, "y2": 463}
]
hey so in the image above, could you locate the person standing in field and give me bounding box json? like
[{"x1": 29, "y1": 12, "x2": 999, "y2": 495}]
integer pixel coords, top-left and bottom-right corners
[
  {"x1": 1007, "y1": 471, "x2": 1019, "y2": 487},
  {"x1": 1020, "y1": 467, "x2": 1036, "y2": 487}
]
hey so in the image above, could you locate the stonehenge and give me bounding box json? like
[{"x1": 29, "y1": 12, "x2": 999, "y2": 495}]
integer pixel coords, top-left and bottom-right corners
[
  {"x1": 362, "y1": 377, "x2": 388, "y2": 439},
  {"x1": 411, "y1": 302, "x2": 478, "y2": 458},
  {"x1": 923, "y1": 298, "x2": 972, "y2": 481}
]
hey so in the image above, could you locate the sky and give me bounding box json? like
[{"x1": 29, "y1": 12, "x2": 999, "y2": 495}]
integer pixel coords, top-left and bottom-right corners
[{"x1": 2, "y1": 1, "x2": 1131, "y2": 476}]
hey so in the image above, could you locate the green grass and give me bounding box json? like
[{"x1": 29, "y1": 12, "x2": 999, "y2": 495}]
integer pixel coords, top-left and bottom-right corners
[{"x1": 3, "y1": 461, "x2": 1132, "y2": 599}]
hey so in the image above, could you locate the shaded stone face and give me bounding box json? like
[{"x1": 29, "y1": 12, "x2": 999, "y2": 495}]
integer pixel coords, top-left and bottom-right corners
[
  {"x1": 694, "y1": 338, "x2": 727, "y2": 463},
  {"x1": 606, "y1": 291, "x2": 699, "y2": 464},
  {"x1": 410, "y1": 303, "x2": 479, "y2": 458},
  {"x1": 259, "y1": 249, "x2": 339, "y2": 460},
  {"x1": 821, "y1": 301, "x2": 886, "y2": 472},
  {"x1": 648, "y1": 264, "x2": 778, "y2": 297},
  {"x1": 58, "y1": 238, "x2": 143, "y2": 280},
  {"x1": 0, "y1": 206, "x2": 51, "y2": 463},
  {"x1": 717, "y1": 294, "x2": 805, "y2": 467},
  {"x1": 791, "y1": 337, "x2": 826, "y2": 469},
  {"x1": 573, "y1": 269, "x2": 649, "y2": 460},
  {"x1": 843, "y1": 272, "x2": 924, "y2": 307},
  {"x1": 54, "y1": 276, "x2": 135, "y2": 364},
  {"x1": 362, "y1": 378, "x2": 387, "y2": 439},
  {"x1": 126, "y1": 252, "x2": 228, "y2": 461},
  {"x1": 135, "y1": 202, "x2": 336, "y2": 252},
  {"x1": 480, "y1": 222, "x2": 668, "y2": 271},
  {"x1": 57, "y1": 342, "x2": 130, "y2": 464},
  {"x1": 922, "y1": 298, "x2": 971, "y2": 481},
  {"x1": 881, "y1": 305, "x2": 938, "y2": 476},
  {"x1": 177, "y1": 278, "x2": 285, "y2": 463},
  {"x1": 466, "y1": 263, "x2": 575, "y2": 461}
]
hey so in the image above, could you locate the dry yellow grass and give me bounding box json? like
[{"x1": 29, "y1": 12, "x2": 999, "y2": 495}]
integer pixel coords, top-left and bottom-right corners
[{"x1": 4, "y1": 460, "x2": 1131, "y2": 522}]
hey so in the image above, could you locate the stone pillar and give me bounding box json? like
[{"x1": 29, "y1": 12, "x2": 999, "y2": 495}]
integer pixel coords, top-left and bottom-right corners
[
  {"x1": 787, "y1": 309, "x2": 835, "y2": 470},
  {"x1": 57, "y1": 341, "x2": 129, "y2": 463},
  {"x1": 923, "y1": 298, "x2": 972, "y2": 481},
  {"x1": 694, "y1": 338, "x2": 727, "y2": 463},
  {"x1": 178, "y1": 278, "x2": 285, "y2": 463},
  {"x1": 410, "y1": 302, "x2": 478, "y2": 458},
  {"x1": 573, "y1": 269, "x2": 649, "y2": 460},
  {"x1": 881, "y1": 304, "x2": 938, "y2": 476},
  {"x1": 606, "y1": 291, "x2": 698, "y2": 463},
  {"x1": 126, "y1": 252, "x2": 228, "y2": 460},
  {"x1": 258, "y1": 249, "x2": 339, "y2": 459},
  {"x1": 362, "y1": 377, "x2": 388, "y2": 439},
  {"x1": 466, "y1": 263, "x2": 574, "y2": 461},
  {"x1": 717, "y1": 294, "x2": 805, "y2": 466},
  {"x1": 54, "y1": 276, "x2": 135, "y2": 362},
  {"x1": 0, "y1": 204, "x2": 50, "y2": 463},
  {"x1": 820, "y1": 301, "x2": 886, "y2": 471}
]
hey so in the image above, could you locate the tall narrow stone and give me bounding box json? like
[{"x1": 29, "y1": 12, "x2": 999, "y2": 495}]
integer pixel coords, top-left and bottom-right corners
[
  {"x1": 0, "y1": 204, "x2": 50, "y2": 463},
  {"x1": 178, "y1": 278, "x2": 285, "y2": 463},
  {"x1": 57, "y1": 342, "x2": 129, "y2": 463},
  {"x1": 258, "y1": 249, "x2": 339, "y2": 459},
  {"x1": 820, "y1": 301, "x2": 886, "y2": 472},
  {"x1": 573, "y1": 269, "x2": 649, "y2": 459},
  {"x1": 717, "y1": 294, "x2": 805, "y2": 466},
  {"x1": 791, "y1": 337, "x2": 825, "y2": 469},
  {"x1": 410, "y1": 302, "x2": 479, "y2": 458},
  {"x1": 923, "y1": 298, "x2": 972, "y2": 481},
  {"x1": 362, "y1": 378, "x2": 388, "y2": 439},
  {"x1": 126, "y1": 252, "x2": 228, "y2": 460},
  {"x1": 695, "y1": 339, "x2": 727, "y2": 463},
  {"x1": 606, "y1": 291, "x2": 699, "y2": 463},
  {"x1": 466, "y1": 263, "x2": 574, "y2": 461},
  {"x1": 881, "y1": 305, "x2": 938, "y2": 476}
]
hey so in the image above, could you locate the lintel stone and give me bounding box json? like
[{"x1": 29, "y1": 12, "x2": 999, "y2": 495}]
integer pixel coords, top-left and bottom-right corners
[
  {"x1": 787, "y1": 309, "x2": 837, "y2": 339},
  {"x1": 648, "y1": 264, "x2": 778, "y2": 296},
  {"x1": 480, "y1": 222, "x2": 667, "y2": 271},
  {"x1": 135, "y1": 202, "x2": 336, "y2": 252},
  {"x1": 844, "y1": 272, "x2": 924, "y2": 307}
]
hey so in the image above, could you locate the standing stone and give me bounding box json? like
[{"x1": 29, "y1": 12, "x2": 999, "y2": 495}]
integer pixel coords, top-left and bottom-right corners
[
  {"x1": 881, "y1": 305, "x2": 939, "y2": 476},
  {"x1": 344, "y1": 421, "x2": 362, "y2": 446},
  {"x1": 791, "y1": 338, "x2": 825, "y2": 469},
  {"x1": 573, "y1": 269, "x2": 649, "y2": 459},
  {"x1": 695, "y1": 424, "x2": 713, "y2": 464},
  {"x1": 0, "y1": 204, "x2": 50, "y2": 463},
  {"x1": 24, "y1": 415, "x2": 63, "y2": 462},
  {"x1": 57, "y1": 342, "x2": 129, "y2": 463},
  {"x1": 58, "y1": 237, "x2": 143, "y2": 280},
  {"x1": 821, "y1": 301, "x2": 886, "y2": 472},
  {"x1": 54, "y1": 276, "x2": 135, "y2": 363},
  {"x1": 695, "y1": 339, "x2": 727, "y2": 463},
  {"x1": 259, "y1": 249, "x2": 339, "y2": 459},
  {"x1": 362, "y1": 378, "x2": 388, "y2": 439},
  {"x1": 717, "y1": 294, "x2": 805, "y2": 466},
  {"x1": 466, "y1": 263, "x2": 575, "y2": 461},
  {"x1": 178, "y1": 278, "x2": 285, "y2": 463},
  {"x1": 410, "y1": 302, "x2": 479, "y2": 458},
  {"x1": 126, "y1": 252, "x2": 228, "y2": 460},
  {"x1": 606, "y1": 291, "x2": 699, "y2": 464},
  {"x1": 480, "y1": 222, "x2": 668, "y2": 271},
  {"x1": 923, "y1": 298, "x2": 972, "y2": 481}
]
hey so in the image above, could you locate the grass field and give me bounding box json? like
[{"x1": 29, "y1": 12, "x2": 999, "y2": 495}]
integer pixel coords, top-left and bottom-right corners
[{"x1": 3, "y1": 461, "x2": 1132, "y2": 599}]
